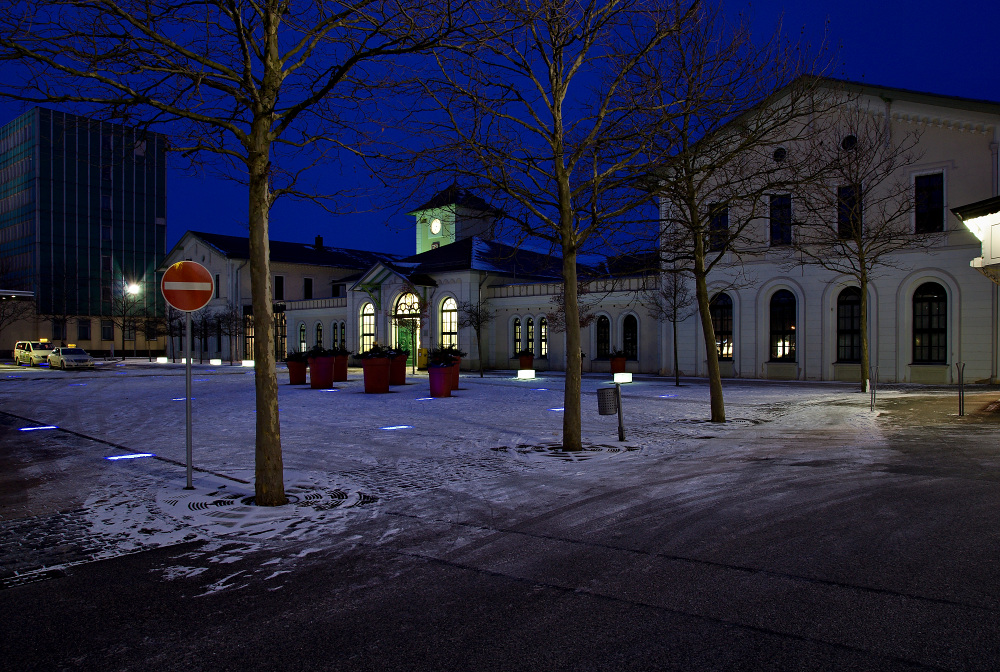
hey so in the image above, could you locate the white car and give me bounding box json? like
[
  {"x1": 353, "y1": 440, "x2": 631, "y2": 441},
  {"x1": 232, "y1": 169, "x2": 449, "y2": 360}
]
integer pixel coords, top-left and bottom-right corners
[{"x1": 47, "y1": 347, "x2": 95, "y2": 370}]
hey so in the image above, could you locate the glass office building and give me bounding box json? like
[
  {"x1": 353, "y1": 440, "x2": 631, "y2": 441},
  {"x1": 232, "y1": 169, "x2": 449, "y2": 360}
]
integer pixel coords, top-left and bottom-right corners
[{"x1": 0, "y1": 108, "x2": 167, "y2": 350}]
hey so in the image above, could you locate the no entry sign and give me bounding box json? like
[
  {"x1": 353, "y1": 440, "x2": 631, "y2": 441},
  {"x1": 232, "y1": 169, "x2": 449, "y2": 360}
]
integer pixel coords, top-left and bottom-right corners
[{"x1": 161, "y1": 261, "x2": 214, "y2": 312}]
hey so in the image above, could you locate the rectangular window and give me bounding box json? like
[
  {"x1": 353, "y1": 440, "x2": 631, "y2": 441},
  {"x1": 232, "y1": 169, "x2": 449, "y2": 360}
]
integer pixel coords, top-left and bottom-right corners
[
  {"x1": 101, "y1": 194, "x2": 112, "y2": 211},
  {"x1": 770, "y1": 195, "x2": 792, "y2": 246},
  {"x1": 102, "y1": 255, "x2": 112, "y2": 272},
  {"x1": 837, "y1": 185, "x2": 862, "y2": 239},
  {"x1": 101, "y1": 224, "x2": 112, "y2": 241},
  {"x1": 914, "y1": 173, "x2": 944, "y2": 234},
  {"x1": 303, "y1": 277, "x2": 313, "y2": 301},
  {"x1": 274, "y1": 275, "x2": 284, "y2": 301},
  {"x1": 51, "y1": 319, "x2": 66, "y2": 341},
  {"x1": 101, "y1": 320, "x2": 114, "y2": 341},
  {"x1": 214, "y1": 274, "x2": 220, "y2": 299},
  {"x1": 101, "y1": 285, "x2": 112, "y2": 302},
  {"x1": 77, "y1": 319, "x2": 91, "y2": 341},
  {"x1": 101, "y1": 164, "x2": 113, "y2": 182},
  {"x1": 708, "y1": 204, "x2": 728, "y2": 252},
  {"x1": 124, "y1": 323, "x2": 136, "y2": 341},
  {"x1": 332, "y1": 284, "x2": 346, "y2": 298}
]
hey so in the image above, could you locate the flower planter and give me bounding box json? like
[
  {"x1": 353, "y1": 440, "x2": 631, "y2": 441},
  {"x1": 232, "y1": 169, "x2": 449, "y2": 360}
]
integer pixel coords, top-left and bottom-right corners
[
  {"x1": 332, "y1": 354, "x2": 349, "y2": 382},
  {"x1": 428, "y1": 365, "x2": 452, "y2": 397},
  {"x1": 287, "y1": 360, "x2": 307, "y2": 385},
  {"x1": 518, "y1": 354, "x2": 534, "y2": 370},
  {"x1": 361, "y1": 357, "x2": 391, "y2": 394},
  {"x1": 451, "y1": 357, "x2": 462, "y2": 390},
  {"x1": 389, "y1": 353, "x2": 408, "y2": 386},
  {"x1": 610, "y1": 356, "x2": 627, "y2": 374},
  {"x1": 309, "y1": 356, "x2": 334, "y2": 389}
]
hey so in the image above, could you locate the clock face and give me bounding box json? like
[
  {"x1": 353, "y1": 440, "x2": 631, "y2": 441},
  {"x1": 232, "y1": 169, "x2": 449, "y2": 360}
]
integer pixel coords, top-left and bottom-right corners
[{"x1": 430, "y1": 218, "x2": 442, "y2": 235}]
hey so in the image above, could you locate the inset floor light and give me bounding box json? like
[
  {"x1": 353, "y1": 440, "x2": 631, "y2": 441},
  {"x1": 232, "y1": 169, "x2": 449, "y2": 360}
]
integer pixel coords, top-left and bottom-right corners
[
  {"x1": 156, "y1": 356, "x2": 169, "y2": 364},
  {"x1": 319, "y1": 388, "x2": 339, "y2": 392},
  {"x1": 19, "y1": 425, "x2": 58, "y2": 432},
  {"x1": 105, "y1": 453, "x2": 155, "y2": 460},
  {"x1": 415, "y1": 397, "x2": 434, "y2": 401},
  {"x1": 69, "y1": 383, "x2": 87, "y2": 386},
  {"x1": 548, "y1": 407, "x2": 565, "y2": 412},
  {"x1": 380, "y1": 425, "x2": 413, "y2": 430},
  {"x1": 171, "y1": 397, "x2": 196, "y2": 401},
  {"x1": 517, "y1": 369, "x2": 535, "y2": 379},
  {"x1": 614, "y1": 372, "x2": 633, "y2": 384},
  {"x1": 658, "y1": 394, "x2": 677, "y2": 398},
  {"x1": 531, "y1": 388, "x2": 549, "y2": 391}
]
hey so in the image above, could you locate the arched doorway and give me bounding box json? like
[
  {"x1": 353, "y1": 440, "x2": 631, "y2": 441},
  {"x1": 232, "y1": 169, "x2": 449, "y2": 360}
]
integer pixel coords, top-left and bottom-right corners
[{"x1": 393, "y1": 292, "x2": 422, "y2": 367}]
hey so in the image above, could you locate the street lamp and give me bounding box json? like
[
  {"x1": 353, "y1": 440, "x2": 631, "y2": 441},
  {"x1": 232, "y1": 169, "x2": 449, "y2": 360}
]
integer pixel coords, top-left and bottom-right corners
[{"x1": 120, "y1": 281, "x2": 141, "y2": 359}]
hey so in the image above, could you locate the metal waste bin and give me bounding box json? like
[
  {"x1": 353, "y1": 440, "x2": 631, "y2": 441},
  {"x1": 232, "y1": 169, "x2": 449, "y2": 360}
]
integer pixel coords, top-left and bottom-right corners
[{"x1": 597, "y1": 387, "x2": 618, "y2": 415}]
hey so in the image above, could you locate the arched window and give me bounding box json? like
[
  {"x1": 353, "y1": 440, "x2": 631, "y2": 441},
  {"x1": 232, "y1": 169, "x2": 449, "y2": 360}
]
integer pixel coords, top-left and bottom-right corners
[
  {"x1": 913, "y1": 282, "x2": 947, "y2": 363},
  {"x1": 540, "y1": 317, "x2": 548, "y2": 357},
  {"x1": 512, "y1": 317, "x2": 521, "y2": 354},
  {"x1": 837, "y1": 287, "x2": 862, "y2": 363},
  {"x1": 331, "y1": 322, "x2": 340, "y2": 350},
  {"x1": 298, "y1": 323, "x2": 307, "y2": 353},
  {"x1": 596, "y1": 315, "x2": 610, "y2": 358},
  {"x1": 393, "y1": 293, "x2": 421, "y2": 355},
  {"x1": 769, "y1": 290, "x2": 796, "y2": 361},
  {"x1": 710, "y1": 293, "x2": 733, "y2": 360},
  {"x1": 360, "y1": 303, "x2": 375, "y2": 353},
  {"x1": 440, "y1": 297, "x2": 458, "y2": 348},
  {"x1": 314, "y1": 322, "x2": 323, "y2": 348},
  {"x1": 526, "y1": 317, "x2": 535, "y2": 354},
  {"x1": 340, "y1": 321, "x2": 347, "y2": 348},
  {"x1": 623, "y1": 315, "x2": 638, "y2": 360}
]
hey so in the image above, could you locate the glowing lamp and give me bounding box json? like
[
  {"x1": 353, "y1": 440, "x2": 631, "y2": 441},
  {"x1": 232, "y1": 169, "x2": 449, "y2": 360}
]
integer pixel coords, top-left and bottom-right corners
[
  {"x1": 210, "y1": 358, "x2": 222, "y2": 366},
  {"x1": 156, "y1": 356, "x2": 168, "y2": 363},
  {"x1": 105, "y1": 453, "x2": 154, "y2": 460},
  {"x1": 242, "y1": 360, "x2": 255, "y2": 367},
  {"x1": 517, "y1": 369, "x2": 535, "y2": 379},
  {"x1": 614, "y1": 372, "x2": 632, "y2": 384}
]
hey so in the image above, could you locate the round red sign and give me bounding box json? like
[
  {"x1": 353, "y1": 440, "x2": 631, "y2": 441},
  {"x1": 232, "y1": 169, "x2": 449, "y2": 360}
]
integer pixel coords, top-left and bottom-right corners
[{"x1": 161, "y1": 261, "x2": 214, "y2": 312}]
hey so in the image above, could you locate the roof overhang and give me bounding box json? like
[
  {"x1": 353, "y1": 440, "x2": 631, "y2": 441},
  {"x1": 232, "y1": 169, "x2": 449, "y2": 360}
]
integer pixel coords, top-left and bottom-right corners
[{"x1": 952, "y1": 196, "x2": 1000, "y2": 282}]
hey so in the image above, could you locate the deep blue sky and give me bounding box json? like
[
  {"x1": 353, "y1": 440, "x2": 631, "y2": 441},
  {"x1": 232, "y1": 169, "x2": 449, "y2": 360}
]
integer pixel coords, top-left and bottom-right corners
[{"x1": 2, "y1": 1, "x2": 997, "y2": 257}]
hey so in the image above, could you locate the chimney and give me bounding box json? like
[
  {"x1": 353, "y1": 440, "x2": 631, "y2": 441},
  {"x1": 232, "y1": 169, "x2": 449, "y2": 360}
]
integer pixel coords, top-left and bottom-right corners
[{"x1": 314, "y1": 235, "x2": 323, "y2": 249}]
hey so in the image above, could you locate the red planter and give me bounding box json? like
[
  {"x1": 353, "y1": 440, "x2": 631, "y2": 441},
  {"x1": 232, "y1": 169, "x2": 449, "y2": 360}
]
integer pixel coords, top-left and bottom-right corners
[
  {"x1": 451, "y1": 357, "x2": 461, "y2": 390},
  {"x1": 610, "y1": 356, "x2": 627, "y2": 374},
  {"x1": 362, "y1": 357, "x2": 391, "y2": 394},
  {"x1": 332, "y1": 355, "x2": 348, "y2": 382},
  {"x1": 390, "y1": 354, "x2": 408, "y2": 386},
  {"x1": 429, "y1": 365, "x2": 452, "y2": 397},
  {"x1": 309, "y1": 356, "x2": 334, "y2": 389},
  {"x1": 518, "y1": 354, "x2": 534, "y2": 370},
  {"x1": 287, "y1": 360, "x2": 307, "y2": 385}
]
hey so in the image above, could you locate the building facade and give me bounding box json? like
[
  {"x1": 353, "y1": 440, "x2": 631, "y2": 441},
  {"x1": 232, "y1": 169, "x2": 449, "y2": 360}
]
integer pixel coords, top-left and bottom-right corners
[{"x1": 0, "y1": 107, "x2": 168, "y2": 355}]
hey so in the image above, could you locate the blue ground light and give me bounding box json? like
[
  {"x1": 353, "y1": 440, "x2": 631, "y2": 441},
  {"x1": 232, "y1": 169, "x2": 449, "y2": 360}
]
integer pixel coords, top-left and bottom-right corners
[
  {"x1": 105, "y1": 453, "x2": 155, "y2": 461},
  {"x1": 548, "y1": 408, "x2": 565, "y2": 412},
  {"x1": 19, "y1": 426, "x2": 58, "y2": 432},
  {"x1": 381, "y1": 425, "x2": 413, "y2": 430}
]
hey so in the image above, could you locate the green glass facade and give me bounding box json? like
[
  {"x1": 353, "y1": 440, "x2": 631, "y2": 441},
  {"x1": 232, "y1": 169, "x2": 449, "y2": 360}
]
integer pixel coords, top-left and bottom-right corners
[{"x1": 0, "y1": 108, "x2": 167, "y2": 324}]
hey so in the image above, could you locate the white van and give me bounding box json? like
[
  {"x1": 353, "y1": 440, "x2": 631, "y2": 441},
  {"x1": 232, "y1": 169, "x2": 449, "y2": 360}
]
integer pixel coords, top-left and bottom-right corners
[{"x1": 14, "y1": 340, "x2": 56, "y2": 366}]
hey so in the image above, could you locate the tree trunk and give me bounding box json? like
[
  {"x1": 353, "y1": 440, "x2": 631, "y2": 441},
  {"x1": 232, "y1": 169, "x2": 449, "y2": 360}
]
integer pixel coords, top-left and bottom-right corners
[
  {"x1": 248, "y1": 123, "x2": 286, "y2": 507},
  {"x1": 859, "y1": 272, "x2": 870, "y2": 394},
  {"x1": 673, "y1": 316, "x2": 680, "y2": 387},
  {"x1": 562, "y1": 241, "x2": 583, "y2": 451},
  {"x1": 694, "y1": 256, "x2": 725, "y2": 422}
]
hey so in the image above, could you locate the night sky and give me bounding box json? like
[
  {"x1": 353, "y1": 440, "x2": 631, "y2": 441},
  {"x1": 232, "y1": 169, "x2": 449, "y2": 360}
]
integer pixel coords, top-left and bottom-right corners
[{"x1": 1, "y1": 0, "x2": 996, "y2": 256}]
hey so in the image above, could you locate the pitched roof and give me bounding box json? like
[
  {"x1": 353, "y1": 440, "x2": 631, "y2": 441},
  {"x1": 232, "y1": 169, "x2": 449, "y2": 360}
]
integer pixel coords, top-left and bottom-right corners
[
  {"x1": 188, "y1": 231, "x2": 403, "y2": 269},
  {"x1": 406, "y1": 184, "x2": 500, "y2": 215},
  {"x1": 393, "y1": 237, "x2": 565, "y2": 281}
]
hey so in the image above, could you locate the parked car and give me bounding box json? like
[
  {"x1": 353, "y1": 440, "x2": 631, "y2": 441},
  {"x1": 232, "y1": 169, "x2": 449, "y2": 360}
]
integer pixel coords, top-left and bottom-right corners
[
  {"x1": 47, "y1": 347, "x2": 95, "y2": 370},
  {"x1": 13, "y1": 340, "x2": 56, "y2": 366}
]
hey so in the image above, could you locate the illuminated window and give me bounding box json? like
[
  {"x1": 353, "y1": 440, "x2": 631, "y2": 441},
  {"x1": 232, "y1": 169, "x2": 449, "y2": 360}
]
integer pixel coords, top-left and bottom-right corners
[
  {"x1": 710, "y1": 293, "x2": 733, "y2": 360},
  {"x1": 360, "y1": 303, "x2": 375, "y2": 353},
  {"x1": 596, "y1": 316, "x2": 610, "y2": 358},
  {"x1": 339, "y1": 321, "x2": 346, "y2": 348},
  {"x1": 298, "y1": 323, "x2": 307, "y2": 352},
  {"x1": 440, "y1": 297, "x2": 458, "y2": 348},
  {"x1": 315, "y1": 322, "x2": 323, "y2": 348},
  {"x1": 393, "y1": 293, "x2": 421, "y2": 353},
  {"x1": 837, "y1": 287, "x2": 861, "y2": 363},
  {"x1": 526, "y1": 318, "x2": 534, "y2": 354},
  {"x1": 539, "y1": 317, "x2": 548, "y2": 357},
  {"x1": 331, "y1": 322, "x2": 339, "y2": 350},
  {"x1": 512, "y1": 317, "x2": 521, "y2": 354},
  {"x1": 913, "y1": 282, "x2": 946, "y2": 363},
  {"x1": 623, "y1": 315, "x2": 638, "y2": 360},
  {"x1": 769, "y1": 290, "x2": 796, "y2": 361}
]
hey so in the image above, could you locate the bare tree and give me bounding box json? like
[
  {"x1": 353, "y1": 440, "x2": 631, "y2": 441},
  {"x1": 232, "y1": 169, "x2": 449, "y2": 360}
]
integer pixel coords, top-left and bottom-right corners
[
  {"x1": 792, "y1": 101, "x2": 932, "y2": 393},
  {"x1": 644, "y1": 271, "x2": 695, "y2": 385},
  {"x1": 457, "y1": 299, "x2": 495, "y2": 377},
  {"x1": 643, "y1": 3, "x2": 830, "y2": 422},
  {"x1": 413, "y1": 0, "x2": 694, "y2": 450},
  {"x1": 0, "y1": 0, "x2": 468, "y2": 505},
  {"x1": 165, "y1": 306, "x2": 186, "y2": 363},
  {"x1": 546, "y1": 279, "x2": 599, "y2": 336},
  {"x1": 0, "y1": 257, "x2": 34, "y2": 354},
  {"x1": 107, "y1": 281, "x2": 143, "y2": 359},
  {"x1": 216, "y1": 301, "x2": 245, "y2": 365}
]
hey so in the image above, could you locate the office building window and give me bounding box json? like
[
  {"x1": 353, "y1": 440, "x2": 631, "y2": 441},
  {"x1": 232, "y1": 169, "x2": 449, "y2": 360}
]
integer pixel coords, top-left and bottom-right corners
[
  {"x1": 77, "y1": 319, "x2": 91, "y2": 341},
  {"x1": 101, "y1": 320, "x2": 114, "y2": 341}
]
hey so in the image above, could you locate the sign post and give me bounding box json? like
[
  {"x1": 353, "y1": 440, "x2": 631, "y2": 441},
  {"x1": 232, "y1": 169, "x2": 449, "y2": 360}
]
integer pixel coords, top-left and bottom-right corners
[{"x1": 161, "y1": 261, "x2": 214, "y2": 489}]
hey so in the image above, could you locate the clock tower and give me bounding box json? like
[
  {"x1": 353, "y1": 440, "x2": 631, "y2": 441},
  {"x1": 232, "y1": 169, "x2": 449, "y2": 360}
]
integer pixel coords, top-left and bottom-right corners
[{"x1": 409, "y1": 184, "x2": 499, "y2": 254}]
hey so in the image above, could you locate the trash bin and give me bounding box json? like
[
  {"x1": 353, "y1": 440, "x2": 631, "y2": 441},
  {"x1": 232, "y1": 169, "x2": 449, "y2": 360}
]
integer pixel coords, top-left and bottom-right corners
[{"x1": 597, "y1": 387, "x2": 618, "y2": 415}]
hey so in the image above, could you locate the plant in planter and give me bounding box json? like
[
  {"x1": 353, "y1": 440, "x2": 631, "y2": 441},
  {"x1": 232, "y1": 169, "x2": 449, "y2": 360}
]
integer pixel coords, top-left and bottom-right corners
[
  {"x1": 357, "y1": 343, "x2": 393, "y2": 393},
  {"x1": 443, "y1": 345, "x2": 467, "y2": 390},
  {"x1": 388, "y1": 347, "x2": 410, "y2": 386},
  {"x1": 329, "y1": 344, "x2": 352, "y2": 382},
  {"x1": 285, "y1": 350, "x2": 309, "y2": 385},
  {"x1": 609, "y1": 348, "x2": 628, "y2": 374},
  {"x1": 516, "y1": 348, "x2": 535, "y2": 370},
  {"x1": 427, "y1": 347, "x2": 458, "y2": 397},
  {"x1": 307, "y1": 345, "x2": 337, "y2": 389}
]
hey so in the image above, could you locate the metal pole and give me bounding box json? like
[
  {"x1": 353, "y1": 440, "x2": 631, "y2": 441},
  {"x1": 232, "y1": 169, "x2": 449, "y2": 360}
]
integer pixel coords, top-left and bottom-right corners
[
  {"x1": 957, "y1": 362, "x2": 965, "y2": 416},
  {"x1": 615, "y1": 382, "x2": 625, "y2": 442},
  {"x1": 185, "y1": 311, "x2": 194, "y2": 489}
]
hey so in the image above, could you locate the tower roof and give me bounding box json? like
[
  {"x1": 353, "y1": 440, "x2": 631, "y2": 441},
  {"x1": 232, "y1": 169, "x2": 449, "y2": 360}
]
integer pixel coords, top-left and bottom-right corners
[{"x1": 406, "y1": 184, "x2": 500, "y2": 215}]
